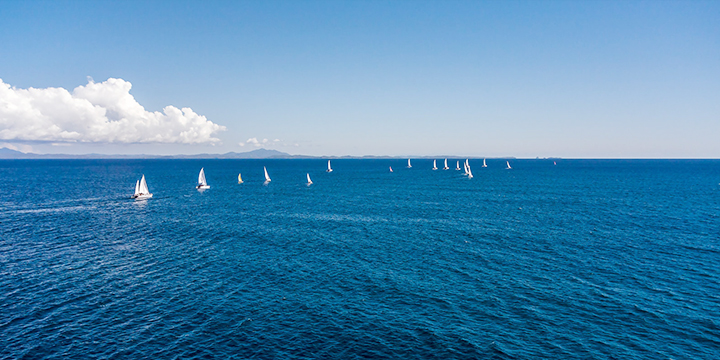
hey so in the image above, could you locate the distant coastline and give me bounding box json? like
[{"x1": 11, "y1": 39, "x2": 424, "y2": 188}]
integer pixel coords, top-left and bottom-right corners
[{"x1": 0, "y1": 147, "x2": 523, "y2": 160}]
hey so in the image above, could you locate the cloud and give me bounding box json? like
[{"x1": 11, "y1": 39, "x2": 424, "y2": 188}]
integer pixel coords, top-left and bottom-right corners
[
  {"x1": 244, "y1": 137, "x2": 282, "y2": 147},
  {"x1": 0, "y1": 78, "x2": 225, "y2": 144}
]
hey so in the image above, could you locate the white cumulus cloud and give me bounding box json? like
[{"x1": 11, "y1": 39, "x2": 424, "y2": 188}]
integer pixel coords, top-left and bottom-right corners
[
  {"x1": 0, "y1": 78, "x2": 225, "y2": 144},
  {"x1": 245, "y1": 137, "x2": 272, "y2": 147},
  {"x1": 244, "y1": 137, "x2": 286, "y2": 148}
]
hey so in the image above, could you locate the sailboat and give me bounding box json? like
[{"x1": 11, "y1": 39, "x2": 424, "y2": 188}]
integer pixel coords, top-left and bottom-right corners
[
  {"x1": 407, "y1": 159, "x2": 412, "y2": 168},
  {"x1": 464, "y1": 159, "x2": 470, "y2": 176},
  {"x1": 432, "y1": 159, "x2": 438, "y2": 170},
  {"x1": 132, "y1": 175, "x2": 153, "y2": 200},
  {"x1": 264, "y1": 166, "x2": 271, "y2": 182},
  {"x1": 326, "y1": 160, "x2": 333, "y2": 172},
  {"x1": 467, "y1": 163, "x2": 474, "y2": 179},
  {"x1": 443, "y1": 158, "x2": 449, "y2": 170},
  {"x1": 389, "y1": 166, "x2": 393, "y2": 172},
  {"x1": 306, "y1": 173, "x2": 312, "y2": 185},
  {"x1": 237, "y1": 173, "x2": 243, "y2": 184},
  {"x1": 456, "y1": 161, "x2": 461, "y2": 170},
  {"x1": 482, "y1": 158, "x2": 487, "y2": 168},
  {"x1": 196, "y1": 168, "x2": 210, "y2": 189},
  {"x1": 506, "y1": 161, "x2": 512, "y2": 170},
  {"x1": 553, "y1": 161, "x2": 557, "y2": 166}
]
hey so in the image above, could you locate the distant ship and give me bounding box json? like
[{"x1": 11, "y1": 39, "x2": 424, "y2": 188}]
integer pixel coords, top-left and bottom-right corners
[
  {"x1": 326, "y1": 160, "x2": 333, "y2": 172},
  {"x1": 196, "y1": 168, "x2": 210, "y2": 189},
  {"x1": 132, "y1": 175, "x2": 153, "y2": 200},
  {"x1": 264, "y1": 166, "x2": 271, "y2": 182}
]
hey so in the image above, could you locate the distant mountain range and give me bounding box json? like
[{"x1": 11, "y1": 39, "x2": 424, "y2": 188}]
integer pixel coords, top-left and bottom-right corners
[
  {"x1": 0, "y1": 147, "x2": 522, "y2": 159},
  {"x1": 0, "y1": 148, "x2": 298, "y2": 159}
]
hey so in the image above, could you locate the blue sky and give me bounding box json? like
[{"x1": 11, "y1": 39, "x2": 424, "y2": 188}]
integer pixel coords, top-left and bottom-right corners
[{"x1": 0, "y1": 0, "x2": 718, "y2": 157}]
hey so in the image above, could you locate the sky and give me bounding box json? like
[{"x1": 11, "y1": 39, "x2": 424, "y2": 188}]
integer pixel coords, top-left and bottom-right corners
[{"x1": 0, "y1": 0, "x2": 718, "y2": 157}]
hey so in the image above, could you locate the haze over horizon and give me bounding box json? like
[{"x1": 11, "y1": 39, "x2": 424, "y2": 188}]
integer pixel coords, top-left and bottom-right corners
[{"x1": 1, "y1": 1, "x2": 718, "y2": 158}]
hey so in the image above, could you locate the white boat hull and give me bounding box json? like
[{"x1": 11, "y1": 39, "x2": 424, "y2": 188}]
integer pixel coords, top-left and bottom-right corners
[
  {"x1": 197, "y1": 185, "x2": 210, "y2": 189},
  {"x1": 133, "y1": 194, "x2": 153, "y2": 200}
]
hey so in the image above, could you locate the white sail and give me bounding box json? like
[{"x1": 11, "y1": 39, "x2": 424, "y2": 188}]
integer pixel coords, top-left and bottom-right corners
[
  {"x1": 238, "y1": 173, "x2": 243, "y2": 183},
  {"x1": 264, "y1": 166, "x2": 271, "y2": 182},
  {"x1": 139, "y1": 175, "x2": 149, "y2": 194},
  {"x1": 506, "y1": 161, "x2": 511, "y2": 169},
  {"x1": 456, "y1": 161, "x2": 461, "y2": 170},
  {"x1": 463, "y1": 161, "x2": 469, "y2": 175},
  {"x1": 389, "y1": 166, "x2": 393, "y2": 172},
  {"x1": 443, "y1": 158, "x2": 449, "y2": 170},
  {"x1": 307, "y1": 173, "x2": 312, "y2": 185},
  {"x1": 482, "y1": 158, "x2": 487, "y2": 167},
  {"x1": 407, "y1": 159, "x2": 412, "y2": 168},
  {"x1": 432, "y1": 159, "x2": 437, "y2": 170},
  {"x1": 133, "y1": 175, "x2": 153, "y2": 199},
  {"x1": 198, "y1": 168, "x2": 207, "y2": 186},
  {"x1": 468, "y1": 164, "x2": 473, "y2": 178},
  {"x1": 327, "y1": 160, "x2": 333, "y2": 172}
]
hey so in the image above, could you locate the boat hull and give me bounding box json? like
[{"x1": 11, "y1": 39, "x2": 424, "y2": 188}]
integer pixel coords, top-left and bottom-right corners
[
  {"x1": 197, "y1": 185, "x2": 210, "y2": 189},
  {"x1": 133, "y1": 194, "x2": 153, "y2": 200}
]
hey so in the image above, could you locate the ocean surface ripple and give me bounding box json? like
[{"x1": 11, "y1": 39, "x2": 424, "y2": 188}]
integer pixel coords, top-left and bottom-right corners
[{"x1": 1, "y1": 159, "x2": 719, "y2": 359}]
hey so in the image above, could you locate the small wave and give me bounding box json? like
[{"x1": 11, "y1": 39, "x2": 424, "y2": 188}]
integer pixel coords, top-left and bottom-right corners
[
  {"x1": 272, "y1": 212, "x2": 390, "y2": 224},
  {"x1": 10, "y1": 205, "x2": 97, "y2": 214}
]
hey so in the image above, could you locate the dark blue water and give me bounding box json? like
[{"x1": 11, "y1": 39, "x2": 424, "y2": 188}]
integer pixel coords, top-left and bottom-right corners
[{"x1": 1, "y1": 159, "x2": 719, "y2": 359}]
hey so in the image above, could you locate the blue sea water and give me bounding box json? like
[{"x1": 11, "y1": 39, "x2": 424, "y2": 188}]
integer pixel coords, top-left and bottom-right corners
[{"x1": 1, "y1": 159, "x2": 719, "y2": 359}]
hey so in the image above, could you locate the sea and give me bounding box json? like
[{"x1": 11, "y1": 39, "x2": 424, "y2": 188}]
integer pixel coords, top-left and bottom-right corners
[{"x1": 1, "y1": 159, "x2": 719, "y2": 359}]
